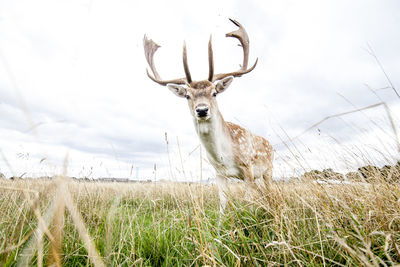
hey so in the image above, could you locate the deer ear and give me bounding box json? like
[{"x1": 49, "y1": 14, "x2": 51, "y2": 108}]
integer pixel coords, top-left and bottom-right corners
[
  {"x1": 215, "y1": 76, "x2": 234, "y2": 94},
  {"x1": 167, "y1": 84, "x2": 187, "y2": 98}
]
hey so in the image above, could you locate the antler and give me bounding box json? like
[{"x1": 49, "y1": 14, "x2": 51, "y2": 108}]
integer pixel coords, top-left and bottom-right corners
[
  {"x1": 208, "y1": 35, "x2": 214, "y2": 82},
  {"x1": 182, "y1": 42, "x2": 192, "y2": 83},
  {"x1": 144, "y1": 19, "x2": 256, "y2": 85},
  {"x1": 209, "y1": 18, "x2": 258, "y2": 82},
  {"x1": 143, "y1": 35, "x2": 189, "y2": 86}
]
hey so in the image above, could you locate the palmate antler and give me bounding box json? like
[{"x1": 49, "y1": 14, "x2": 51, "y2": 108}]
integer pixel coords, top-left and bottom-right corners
[
  {"x1": 143, "y1": 35, "x2": 191, "y2": 85},
  {"x1": 209, "y1": 18, "x2": 258, "y2": 82},
  {"x1": 143, "y1": 19, "x2": 257, "y2": 86}
]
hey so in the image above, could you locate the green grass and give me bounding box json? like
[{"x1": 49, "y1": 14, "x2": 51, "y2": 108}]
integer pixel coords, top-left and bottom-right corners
[{"x1": 0, "y1": 178, "x2": 399, "y2": 266}]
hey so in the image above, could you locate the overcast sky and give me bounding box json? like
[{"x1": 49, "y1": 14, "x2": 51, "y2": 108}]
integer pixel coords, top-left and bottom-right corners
[{"x1": 0, "y1": 0, "x2": 399, "y2": 180}]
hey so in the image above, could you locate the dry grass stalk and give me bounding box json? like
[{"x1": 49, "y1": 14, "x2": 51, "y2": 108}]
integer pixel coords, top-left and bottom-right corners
[
  {"x1": 62, "y1": 180, "x2": 105, "y2": 267},
  {"x1": 47, "y1": 179, "x2": 65, "y2": 267}
]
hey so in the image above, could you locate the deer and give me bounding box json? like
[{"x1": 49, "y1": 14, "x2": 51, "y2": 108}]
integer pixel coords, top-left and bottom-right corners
[{"x1": 143, "y1": 19, "x2": 273, "y2": 216}]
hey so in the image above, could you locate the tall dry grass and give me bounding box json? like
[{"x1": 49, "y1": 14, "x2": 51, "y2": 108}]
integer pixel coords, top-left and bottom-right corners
[{"x1": 0, "y1": 177, "x2": 399, "y2": 266}]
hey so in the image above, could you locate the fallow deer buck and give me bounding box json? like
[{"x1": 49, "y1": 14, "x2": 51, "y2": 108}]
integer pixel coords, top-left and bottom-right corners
[{"x1": 143, "y1": 19, "x2": 273, "y2": 214}]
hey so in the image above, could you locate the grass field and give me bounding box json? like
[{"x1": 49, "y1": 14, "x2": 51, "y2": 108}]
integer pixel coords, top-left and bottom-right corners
[{"x1": 0, "y1": 177, "x2": 399, "y2": 266}]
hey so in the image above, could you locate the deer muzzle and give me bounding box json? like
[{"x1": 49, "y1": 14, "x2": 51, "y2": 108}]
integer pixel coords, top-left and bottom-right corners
[{"x1": 195, "y1": 104, "x2": 209, "y2": 118}]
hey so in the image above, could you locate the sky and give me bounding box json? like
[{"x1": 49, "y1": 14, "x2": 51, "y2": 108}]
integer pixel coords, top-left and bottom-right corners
[{"x1": 0, "y1": 0, "x2": 399, "y2": 180}]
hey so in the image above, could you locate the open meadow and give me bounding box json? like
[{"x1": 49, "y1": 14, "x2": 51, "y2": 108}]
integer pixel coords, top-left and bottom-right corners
[{"x1": 0, "y1": 176, "x2": 399, "y2": 266}]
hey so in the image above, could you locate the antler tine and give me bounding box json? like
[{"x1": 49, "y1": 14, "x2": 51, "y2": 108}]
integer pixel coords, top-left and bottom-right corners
[
  {"x1": 143, "y1": 35, "x2": 187, "y2": 86},
  {"x1": 143, "y1": 35, "x2": 161, "y2": 80},
  {"x1": 226, "y1": 18, "x2": 249, "y2": 70},
  {"x1": 208, "y1": 35, "x2": 214, "y2": 82},
  {"x1": 183, "y1": 41, "x2": 192, "y2": 84},
  {"x1": 212, "y1": 19, "x2": 258, "y2": 82}
]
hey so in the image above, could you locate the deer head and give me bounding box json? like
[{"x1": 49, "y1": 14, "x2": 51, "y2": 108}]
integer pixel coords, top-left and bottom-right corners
[{"x1": 143, "y1": 19, "x2": 257, "y2": 121}]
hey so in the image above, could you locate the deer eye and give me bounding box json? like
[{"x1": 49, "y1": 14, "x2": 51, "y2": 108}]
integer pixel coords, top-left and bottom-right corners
[
  {"x1": 185, "y1": 95, "x2": 191, "y2": 100},
  {"x1": 212, "y1": 92, "x2": 217, "y2": 97}
]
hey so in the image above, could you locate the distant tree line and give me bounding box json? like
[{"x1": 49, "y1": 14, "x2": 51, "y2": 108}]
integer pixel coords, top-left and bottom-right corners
[
  {"x1": 299, "y1": 161, "x2": 400, "y2": 183},
  {"x1": 2, "y1": 161, "x2": 400, "y2": 184}
]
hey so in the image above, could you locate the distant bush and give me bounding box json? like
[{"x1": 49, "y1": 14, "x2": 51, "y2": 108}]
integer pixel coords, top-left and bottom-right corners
[
  {"x1": 358, "y1": 165, "x2": 381, "y2": 182},
  {"x1": 301, "y1": 170, "x2": 322, "y2": 181},
  {"x1": 381, "y1": 162, "x2": 400, "y2": 183},
  {"x1": 357, "y1": 162, "x2": 400, "y2": 183},
  {"x1": 322, "y1": 168, "x2": 345, "y2": 181},
  {"x1": 345, "y1": 171, "x2": 364, "y2": 182},
  {"x1": 301, "y1": 168, "x2": 344, "y2": 182}
]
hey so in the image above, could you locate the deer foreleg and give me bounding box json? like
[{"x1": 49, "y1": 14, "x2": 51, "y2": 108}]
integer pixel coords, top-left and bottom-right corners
[{"x1": 216, "y1": 174, "x2": 228, "y2": 215}]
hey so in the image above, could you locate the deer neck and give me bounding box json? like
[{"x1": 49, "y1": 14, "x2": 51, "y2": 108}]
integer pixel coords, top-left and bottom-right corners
[{"x1": 194, "y1": 110, "x2": 232, "y2": 164}]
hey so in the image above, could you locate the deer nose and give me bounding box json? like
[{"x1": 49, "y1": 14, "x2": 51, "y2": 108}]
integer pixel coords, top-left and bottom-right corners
[{"x1": 195, "y1": 105, "x2": 209, "y2": 117}]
